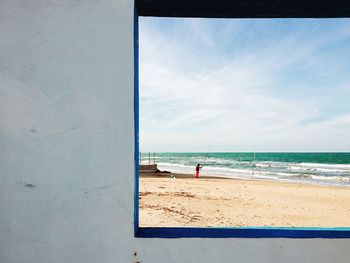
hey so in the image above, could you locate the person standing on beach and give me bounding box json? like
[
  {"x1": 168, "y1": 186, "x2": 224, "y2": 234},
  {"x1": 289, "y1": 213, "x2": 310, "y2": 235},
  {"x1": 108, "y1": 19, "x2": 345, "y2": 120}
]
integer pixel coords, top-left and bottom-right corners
[{"x1": 195, "y1": 163, "x2": 202, "y2": 178}]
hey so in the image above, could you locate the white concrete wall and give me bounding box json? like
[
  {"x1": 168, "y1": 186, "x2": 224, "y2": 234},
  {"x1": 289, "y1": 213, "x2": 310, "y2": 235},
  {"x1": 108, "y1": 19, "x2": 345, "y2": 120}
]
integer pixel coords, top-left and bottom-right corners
[{"x1": 0, "y1": 1, "x2": 349, "y2": 262}]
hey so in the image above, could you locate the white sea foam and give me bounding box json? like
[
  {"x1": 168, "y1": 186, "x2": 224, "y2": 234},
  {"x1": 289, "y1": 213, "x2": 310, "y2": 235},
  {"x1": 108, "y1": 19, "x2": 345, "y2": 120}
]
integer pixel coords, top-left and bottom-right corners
[
  {"x1": 300, "y1": 162, "x2": 350, "y2": 169},
  {"x1": 255, "y1": 163, "x2": 273, "y2": 168},
  {"x1": 156, "y1": 161, "x2": 350, "y2": 187},
  {"x1": 310, "y1": 174, "x2": 350, "y2": 181},
  {"x1": 285, "y1": 163, "x2": 350, "y2": 175}
]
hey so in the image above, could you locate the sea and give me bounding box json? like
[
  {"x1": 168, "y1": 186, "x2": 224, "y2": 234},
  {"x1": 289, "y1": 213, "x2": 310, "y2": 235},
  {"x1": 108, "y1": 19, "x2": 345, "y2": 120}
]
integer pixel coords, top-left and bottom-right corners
[{"x1": 141, "y1": 152, "x2": 350, "y2": 187}]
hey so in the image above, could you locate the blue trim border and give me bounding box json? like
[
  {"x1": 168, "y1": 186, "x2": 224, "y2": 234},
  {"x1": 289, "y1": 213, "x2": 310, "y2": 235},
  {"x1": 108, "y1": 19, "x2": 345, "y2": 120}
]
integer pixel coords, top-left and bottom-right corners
[
  {"x1": 137, "y1": 227, "x2": 350, "y2": 239},
  {"x1": 133, "y1": 3, "x2": 140, "y2": 237},
  {"x1": 133, "y1": 1, "x2": 350, "y2": 238}
]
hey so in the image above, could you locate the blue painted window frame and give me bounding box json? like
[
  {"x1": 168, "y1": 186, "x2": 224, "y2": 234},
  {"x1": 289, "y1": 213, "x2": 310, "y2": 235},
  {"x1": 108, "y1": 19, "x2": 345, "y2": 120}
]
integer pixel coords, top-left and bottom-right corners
[{"x1": 133, "y1": 5, "x2": 350, "y2": 239}]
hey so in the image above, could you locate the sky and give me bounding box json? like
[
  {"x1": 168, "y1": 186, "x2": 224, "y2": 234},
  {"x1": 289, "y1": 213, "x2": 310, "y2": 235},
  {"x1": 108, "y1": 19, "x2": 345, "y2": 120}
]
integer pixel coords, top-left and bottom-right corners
[{"x1": 139, "y1": 18, "x2": 350, "y2": 152}]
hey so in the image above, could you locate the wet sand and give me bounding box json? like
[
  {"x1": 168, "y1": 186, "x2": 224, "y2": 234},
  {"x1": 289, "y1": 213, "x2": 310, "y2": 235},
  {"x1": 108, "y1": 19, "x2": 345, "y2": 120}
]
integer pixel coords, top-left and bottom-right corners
[{"x1": 139, "y1": 173, "x2": 350, "y2": 227}]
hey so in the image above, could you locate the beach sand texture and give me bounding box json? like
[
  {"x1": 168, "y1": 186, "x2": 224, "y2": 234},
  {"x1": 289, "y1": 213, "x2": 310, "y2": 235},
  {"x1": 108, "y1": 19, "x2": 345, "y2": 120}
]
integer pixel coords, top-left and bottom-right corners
[{"x1": 139, "y1": 173, "x2": 350, "y2": 227}]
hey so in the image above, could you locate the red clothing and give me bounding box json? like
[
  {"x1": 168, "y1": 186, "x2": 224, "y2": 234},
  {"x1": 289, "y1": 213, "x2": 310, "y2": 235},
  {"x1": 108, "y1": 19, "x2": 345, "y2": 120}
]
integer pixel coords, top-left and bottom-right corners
[{"x1": 195, "y1": 164, "x2": 201, "y2": 178}]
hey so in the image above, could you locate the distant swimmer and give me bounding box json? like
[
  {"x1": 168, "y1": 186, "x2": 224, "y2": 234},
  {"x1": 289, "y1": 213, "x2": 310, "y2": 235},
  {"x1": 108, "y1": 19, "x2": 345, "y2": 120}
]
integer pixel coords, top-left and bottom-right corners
[{"x1": 195, "y1": 163, "x2": 203, "y2": 178}]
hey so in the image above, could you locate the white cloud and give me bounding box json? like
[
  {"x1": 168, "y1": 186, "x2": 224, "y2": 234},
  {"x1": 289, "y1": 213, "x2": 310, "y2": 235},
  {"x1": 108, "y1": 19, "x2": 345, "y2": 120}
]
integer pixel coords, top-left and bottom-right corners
[{"x1": 139, "y1": 18, "x2": 350, "y2": 152}]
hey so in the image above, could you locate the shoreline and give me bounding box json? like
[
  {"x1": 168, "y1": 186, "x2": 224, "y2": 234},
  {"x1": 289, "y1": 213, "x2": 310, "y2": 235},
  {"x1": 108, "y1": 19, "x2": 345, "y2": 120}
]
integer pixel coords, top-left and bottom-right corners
[
  {"x1": 140, "y1": 171, "x2": 350, "y2": 189},
  {"x1": 150, "y1": 156, "x2": 350, "y2": 188},
  {"x1": 139, "y1": 172, "x2": 350, "y2": 227}
]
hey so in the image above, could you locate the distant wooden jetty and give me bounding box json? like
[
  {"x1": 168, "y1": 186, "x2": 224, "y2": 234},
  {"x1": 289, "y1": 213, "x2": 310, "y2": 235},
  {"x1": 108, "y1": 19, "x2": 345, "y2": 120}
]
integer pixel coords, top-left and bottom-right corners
[
  {"x1": 139, "y1": 151, "x2": 158, "y2": 173},
  {"x1": 139, "y1": 164, "x2": 159, "y2": 173}
]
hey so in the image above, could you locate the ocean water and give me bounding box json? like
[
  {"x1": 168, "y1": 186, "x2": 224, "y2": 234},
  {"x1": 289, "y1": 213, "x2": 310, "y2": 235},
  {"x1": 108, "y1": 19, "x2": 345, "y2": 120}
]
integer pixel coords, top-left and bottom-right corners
[{"x1": 140, "y1": 152, "x2": 350, "y2": 186}]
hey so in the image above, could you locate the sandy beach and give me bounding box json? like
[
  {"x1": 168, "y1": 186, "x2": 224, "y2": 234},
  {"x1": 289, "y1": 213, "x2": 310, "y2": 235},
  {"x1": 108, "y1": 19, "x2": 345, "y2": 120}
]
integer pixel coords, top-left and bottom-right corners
[{"x1": 139, "y1": 173, "x2": 350, "y2": 227}]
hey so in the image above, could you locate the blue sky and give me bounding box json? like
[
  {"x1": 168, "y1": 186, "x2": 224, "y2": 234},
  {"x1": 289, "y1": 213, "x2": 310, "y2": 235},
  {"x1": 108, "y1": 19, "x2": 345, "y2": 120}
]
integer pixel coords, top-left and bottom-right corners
[{"x1": 139, "y1": 18, "x2": 350, "y2": 152}]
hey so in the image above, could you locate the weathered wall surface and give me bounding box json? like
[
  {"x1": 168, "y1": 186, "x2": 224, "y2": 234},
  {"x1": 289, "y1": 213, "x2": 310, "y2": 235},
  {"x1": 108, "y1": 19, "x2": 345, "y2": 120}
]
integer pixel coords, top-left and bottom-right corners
[{"x1": 0, "y1": 1, "x2": 349, "y2": 262}]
